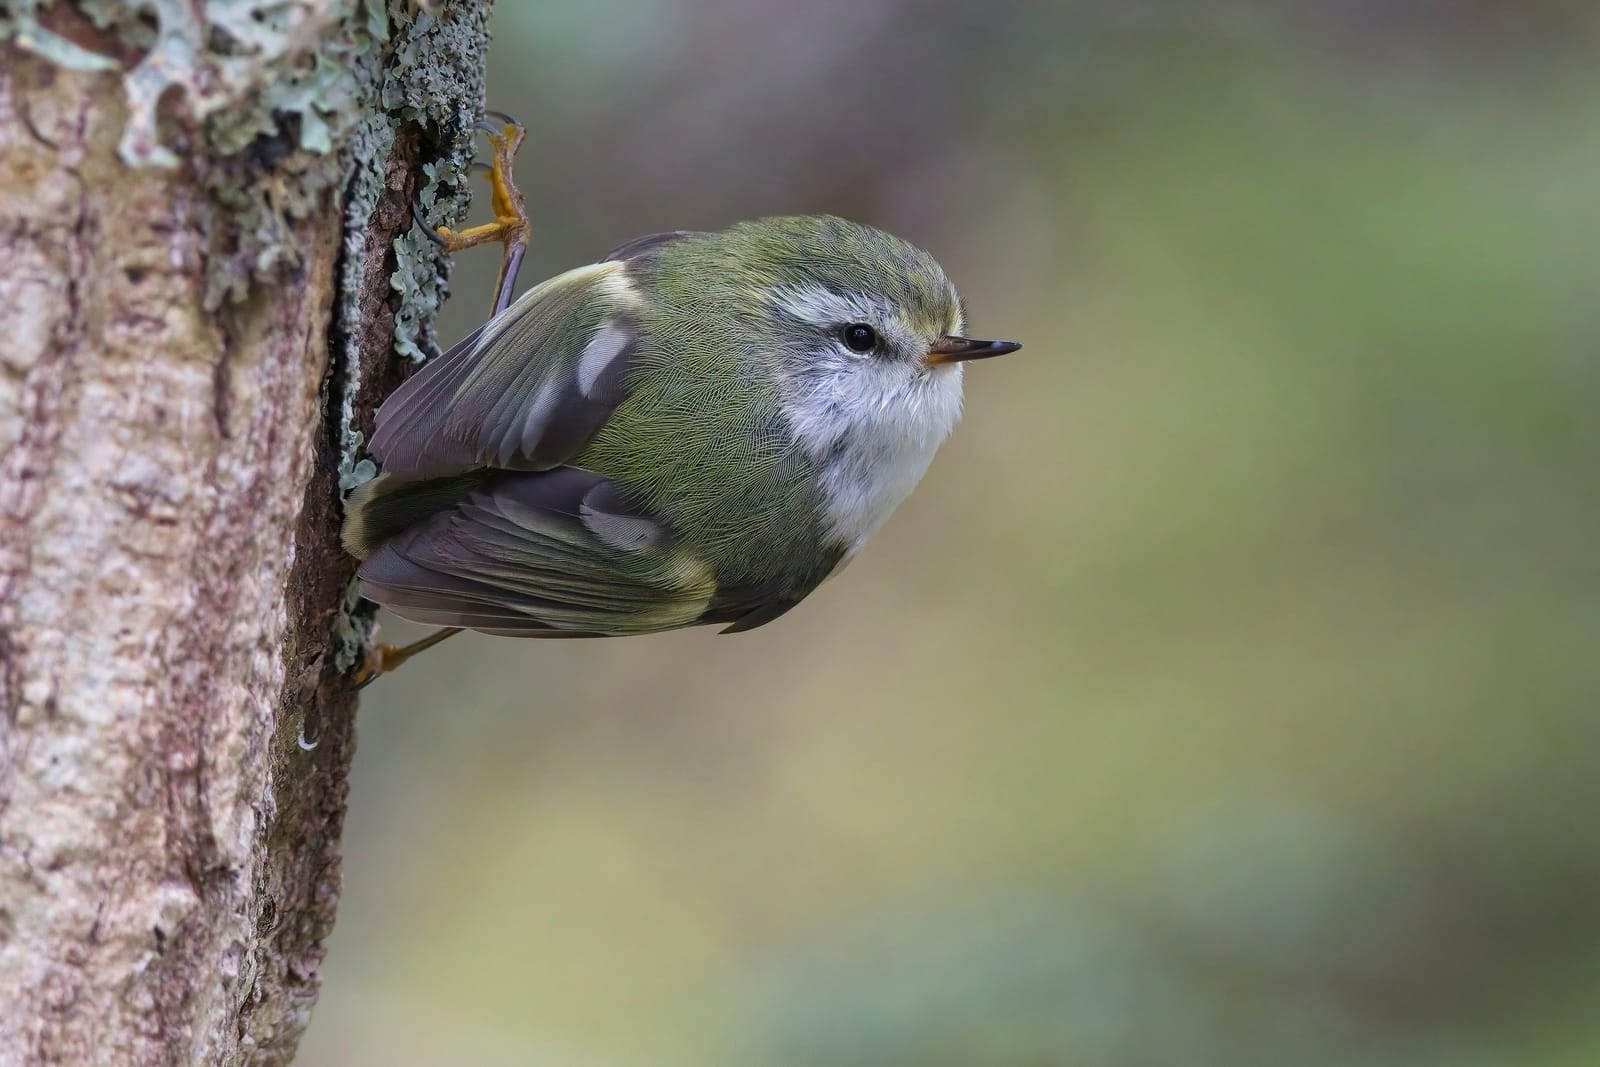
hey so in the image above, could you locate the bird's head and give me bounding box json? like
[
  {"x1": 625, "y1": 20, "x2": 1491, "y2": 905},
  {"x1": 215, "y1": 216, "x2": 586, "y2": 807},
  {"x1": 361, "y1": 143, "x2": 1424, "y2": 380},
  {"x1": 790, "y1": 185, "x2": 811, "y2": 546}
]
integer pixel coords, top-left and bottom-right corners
[{"x1": 706, "y1": 215, "x2": 1020, "y2": 457}]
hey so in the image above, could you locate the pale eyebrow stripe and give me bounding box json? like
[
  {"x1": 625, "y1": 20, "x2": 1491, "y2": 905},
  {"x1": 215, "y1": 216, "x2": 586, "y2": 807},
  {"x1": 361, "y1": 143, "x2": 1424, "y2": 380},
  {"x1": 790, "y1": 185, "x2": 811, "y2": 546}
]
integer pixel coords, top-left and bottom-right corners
[{"x1": 766, "y1": 283, "x2": 891, "y2": 327}]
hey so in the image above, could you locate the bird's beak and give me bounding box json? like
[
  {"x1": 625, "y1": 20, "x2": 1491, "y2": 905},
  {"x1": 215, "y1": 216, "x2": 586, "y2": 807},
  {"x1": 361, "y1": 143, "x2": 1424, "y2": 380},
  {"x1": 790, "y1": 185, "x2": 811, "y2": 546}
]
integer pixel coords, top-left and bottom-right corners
[{"x1": 924, "y1": 335, "x2": 1023, "y2": 367}]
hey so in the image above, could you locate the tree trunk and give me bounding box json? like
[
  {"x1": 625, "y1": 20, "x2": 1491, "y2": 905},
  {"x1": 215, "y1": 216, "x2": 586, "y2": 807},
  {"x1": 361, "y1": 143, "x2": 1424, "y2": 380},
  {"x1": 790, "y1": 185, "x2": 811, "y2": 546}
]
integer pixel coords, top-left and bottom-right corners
[{"x1": 0, "y1": 3, "x2": 492, "y2": 1064}]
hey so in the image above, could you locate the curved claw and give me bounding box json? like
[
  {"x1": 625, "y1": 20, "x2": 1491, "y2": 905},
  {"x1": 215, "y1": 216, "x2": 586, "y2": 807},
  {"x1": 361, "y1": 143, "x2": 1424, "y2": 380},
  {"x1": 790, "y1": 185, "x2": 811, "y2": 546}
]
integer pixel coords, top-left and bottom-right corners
[
  {"x1": 415, "y1": 108, "x2": 530, "y2": 316},
  {"x1": 350, "y1": 627, "x2": 464, "y2": 690},
  {"x1": 411, "y1": 198, "x2": 448, "y2": 248},
  {"x1": 479, "y1": 108, "x2": 523, "y2": 134}
]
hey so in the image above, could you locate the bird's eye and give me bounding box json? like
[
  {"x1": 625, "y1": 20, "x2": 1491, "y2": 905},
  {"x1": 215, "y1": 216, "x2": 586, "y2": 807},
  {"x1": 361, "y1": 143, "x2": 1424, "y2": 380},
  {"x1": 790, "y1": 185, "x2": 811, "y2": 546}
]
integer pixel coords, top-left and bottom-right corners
[{"x1": 841, "y1": 323, "x2": 879, "y2": 354}]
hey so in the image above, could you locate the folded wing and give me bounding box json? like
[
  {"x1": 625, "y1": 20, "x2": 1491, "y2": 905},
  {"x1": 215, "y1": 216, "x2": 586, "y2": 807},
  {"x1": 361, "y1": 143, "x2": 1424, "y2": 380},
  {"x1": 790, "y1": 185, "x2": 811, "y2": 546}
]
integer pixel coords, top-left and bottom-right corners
[
  {"x1": 357, "y1": 467, "x2": 719, "y2": 637},
  {"x1": 369, "y1": 260, "x2": 643, "y2": 478}
]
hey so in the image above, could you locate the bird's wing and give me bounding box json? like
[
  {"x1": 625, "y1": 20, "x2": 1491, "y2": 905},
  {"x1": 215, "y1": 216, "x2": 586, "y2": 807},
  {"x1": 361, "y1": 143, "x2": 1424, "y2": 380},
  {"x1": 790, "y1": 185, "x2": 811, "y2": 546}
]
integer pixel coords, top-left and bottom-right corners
[
  {"x1": 599, "y1": 230, "x2": 701, "y2": 262},
  {"x1": 369, "y1": 259, "x2": 645, "y2": 478},
  {"x1": 356, "y1": 467, "x2": 719, "y2": 636}
]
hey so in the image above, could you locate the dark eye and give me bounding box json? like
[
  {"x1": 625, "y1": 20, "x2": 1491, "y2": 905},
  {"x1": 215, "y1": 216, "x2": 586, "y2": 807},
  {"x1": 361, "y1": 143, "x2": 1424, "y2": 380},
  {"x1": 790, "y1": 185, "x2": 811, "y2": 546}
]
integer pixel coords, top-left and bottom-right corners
[{"x1": 841, "y1": 323, "x2": 879, "y2": 353}]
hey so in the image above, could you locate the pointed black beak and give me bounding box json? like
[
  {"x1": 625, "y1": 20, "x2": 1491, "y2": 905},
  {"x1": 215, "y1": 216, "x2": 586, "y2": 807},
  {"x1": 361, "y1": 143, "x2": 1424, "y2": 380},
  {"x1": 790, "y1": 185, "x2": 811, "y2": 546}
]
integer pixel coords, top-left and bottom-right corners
[{"x1": 924, "y1": 335, "x2": 1024, "y2": 367}]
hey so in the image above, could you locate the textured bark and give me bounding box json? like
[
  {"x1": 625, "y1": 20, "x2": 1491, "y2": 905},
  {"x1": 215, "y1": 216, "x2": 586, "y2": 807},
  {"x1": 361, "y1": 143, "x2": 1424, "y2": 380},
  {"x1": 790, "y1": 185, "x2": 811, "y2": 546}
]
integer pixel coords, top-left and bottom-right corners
[{"x1": 0, "y1": 3, "x2": 489, "y2": 1064}]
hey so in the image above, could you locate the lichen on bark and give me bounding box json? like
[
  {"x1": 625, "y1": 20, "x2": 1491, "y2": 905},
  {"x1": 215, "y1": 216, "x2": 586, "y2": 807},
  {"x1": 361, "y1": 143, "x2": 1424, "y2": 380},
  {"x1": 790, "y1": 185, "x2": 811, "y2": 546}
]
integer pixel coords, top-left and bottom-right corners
[{"x1": 0, "y1": 2, "x2": 494, "y2": 1064}]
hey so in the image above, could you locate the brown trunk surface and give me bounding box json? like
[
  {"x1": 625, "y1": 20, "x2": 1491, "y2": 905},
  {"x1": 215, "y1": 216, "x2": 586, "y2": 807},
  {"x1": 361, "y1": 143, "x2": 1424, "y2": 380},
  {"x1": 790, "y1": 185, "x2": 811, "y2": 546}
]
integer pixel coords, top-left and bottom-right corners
[{"x1": 0, "y1": 3, "x2": 492, "y2": 1063}]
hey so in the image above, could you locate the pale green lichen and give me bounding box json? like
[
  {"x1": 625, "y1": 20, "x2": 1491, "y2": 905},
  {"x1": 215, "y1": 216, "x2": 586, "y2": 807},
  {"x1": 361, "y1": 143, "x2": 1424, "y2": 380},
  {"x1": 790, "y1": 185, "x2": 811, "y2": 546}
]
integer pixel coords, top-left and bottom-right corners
[
  {"x1": 2, "y1": 0, "x2": 377, "y2": 303},
  {"x1": 5, "y1": 0, "x2": 374, "y2": 167},
  {"x1": 0, "y1": 1, "x2": 120, "y2": 73},
  {"x1": 376, "y1": 5, "x2": 485, "y2": 361},
  {"x1": 327, "y1": 1, "x2": 491, "y2": 671},
  {"x1": 332, "y1": 3, "x2": 486, "y2": 472},
  {"x1": 331, "y1": 576, "x2": 375, "y2": 674},
  {"x1": 2, "y1": 0, "x2": 486, "y2": 357},
  {"x1": 1, "y1": 1, "x2": 486, "y2": 310},
  {"x1": 390, "y1": 159, "x2": 471, "y2": 361}
]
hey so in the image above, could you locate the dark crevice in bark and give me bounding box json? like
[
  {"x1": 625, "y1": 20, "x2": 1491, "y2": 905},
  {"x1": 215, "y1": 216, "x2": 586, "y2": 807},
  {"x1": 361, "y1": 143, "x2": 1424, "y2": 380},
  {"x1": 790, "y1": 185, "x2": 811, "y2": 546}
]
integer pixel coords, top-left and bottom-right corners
[{"x1": 247, "y1": 120, "x2": 439, "y2": 1059}]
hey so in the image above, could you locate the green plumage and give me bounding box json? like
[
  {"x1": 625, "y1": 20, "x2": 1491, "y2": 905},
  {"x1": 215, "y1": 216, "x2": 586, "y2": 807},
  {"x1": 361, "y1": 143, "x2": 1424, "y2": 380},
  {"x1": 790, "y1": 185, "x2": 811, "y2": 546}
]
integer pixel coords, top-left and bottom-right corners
[{"x1": 346, "y1": 215, "x2": 989, "y2": 637}]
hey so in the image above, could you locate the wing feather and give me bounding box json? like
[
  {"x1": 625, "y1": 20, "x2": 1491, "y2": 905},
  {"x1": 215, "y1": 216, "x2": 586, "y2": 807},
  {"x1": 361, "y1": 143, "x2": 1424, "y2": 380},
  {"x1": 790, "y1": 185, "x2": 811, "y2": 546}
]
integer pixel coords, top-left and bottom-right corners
[
  {"x1": 600, "y1": 230, "x2": 701, "y2": 263},
  {"x1": 369, "y1": 261, "x2": 641, "y2": 478},
  {"x1": 354, "y1": 228, "x2": 823, "y2": 638},
  {"x1": 357, "y1": 468, "x2": 718, "y2": 636}
]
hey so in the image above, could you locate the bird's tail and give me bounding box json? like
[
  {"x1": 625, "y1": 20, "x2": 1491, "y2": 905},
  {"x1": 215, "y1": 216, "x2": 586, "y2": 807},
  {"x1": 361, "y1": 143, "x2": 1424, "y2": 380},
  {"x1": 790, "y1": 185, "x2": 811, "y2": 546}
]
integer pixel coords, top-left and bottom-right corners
[{"x1": 341, "y1": 470, "x2": 492, "y2": 559}]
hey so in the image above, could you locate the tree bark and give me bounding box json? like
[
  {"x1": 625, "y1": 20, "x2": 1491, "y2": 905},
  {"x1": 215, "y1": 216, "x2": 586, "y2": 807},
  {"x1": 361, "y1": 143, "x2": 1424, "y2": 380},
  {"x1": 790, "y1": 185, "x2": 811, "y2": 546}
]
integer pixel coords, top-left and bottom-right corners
[{"x1": 0, "y1": 3, "x2": 491, "y2": 1064}]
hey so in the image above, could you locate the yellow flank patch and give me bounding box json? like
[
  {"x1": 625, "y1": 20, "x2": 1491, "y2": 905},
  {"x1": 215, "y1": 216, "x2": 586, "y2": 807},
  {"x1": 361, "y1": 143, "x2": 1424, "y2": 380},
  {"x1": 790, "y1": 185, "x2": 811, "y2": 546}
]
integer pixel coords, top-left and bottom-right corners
[
  {"x1": 594, "y1": 260, "x2": 647, "y2": 309},
  {"x1": 340, "y1": 473, "x2": 390, "y2": 559},
  {"x1": 631, "y1": 548, "x2": 717, "y2": 631}
]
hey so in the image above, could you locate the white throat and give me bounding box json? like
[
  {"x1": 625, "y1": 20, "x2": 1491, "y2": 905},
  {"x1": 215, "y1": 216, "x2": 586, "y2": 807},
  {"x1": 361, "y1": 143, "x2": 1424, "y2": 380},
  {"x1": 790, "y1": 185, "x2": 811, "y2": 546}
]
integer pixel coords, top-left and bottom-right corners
[{"x1": 782, "y1": 361, "x2": 965, "y2": 553}]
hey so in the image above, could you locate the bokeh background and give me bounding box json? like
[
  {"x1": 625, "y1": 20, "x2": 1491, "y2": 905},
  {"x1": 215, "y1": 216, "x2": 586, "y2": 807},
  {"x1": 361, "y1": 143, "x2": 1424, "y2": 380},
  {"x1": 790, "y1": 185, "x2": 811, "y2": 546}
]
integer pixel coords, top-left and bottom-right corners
[{"x1": 300, "y1": 2, "x2": 1600, "y2": 1064}]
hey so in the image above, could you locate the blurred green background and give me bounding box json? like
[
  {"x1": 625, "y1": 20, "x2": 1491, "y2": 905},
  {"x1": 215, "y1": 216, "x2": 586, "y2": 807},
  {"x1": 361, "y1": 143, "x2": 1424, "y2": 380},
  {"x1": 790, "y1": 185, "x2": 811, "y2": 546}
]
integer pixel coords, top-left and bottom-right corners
[{"x1": 300, "y1": 2, "x2": 1600, "y2": 1064}]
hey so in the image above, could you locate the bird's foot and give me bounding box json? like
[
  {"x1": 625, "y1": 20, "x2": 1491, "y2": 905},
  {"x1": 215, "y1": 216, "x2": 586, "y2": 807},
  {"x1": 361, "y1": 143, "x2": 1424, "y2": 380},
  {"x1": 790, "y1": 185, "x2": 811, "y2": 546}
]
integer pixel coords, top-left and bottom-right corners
[
  {"x1": 412, "y1": 110, "x2": 530, "y2": 317},
  {"x1": 350, "y1": 627, "x2": 464, "y2": 690}
]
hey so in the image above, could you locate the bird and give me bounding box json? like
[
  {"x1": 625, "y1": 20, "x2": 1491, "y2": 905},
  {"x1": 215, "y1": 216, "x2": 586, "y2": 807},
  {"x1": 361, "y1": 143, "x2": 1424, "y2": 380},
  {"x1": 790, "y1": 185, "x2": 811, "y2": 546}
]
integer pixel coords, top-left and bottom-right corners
[{"x1": 342, "y1": 212, "x2": 1020, "y2": 673}]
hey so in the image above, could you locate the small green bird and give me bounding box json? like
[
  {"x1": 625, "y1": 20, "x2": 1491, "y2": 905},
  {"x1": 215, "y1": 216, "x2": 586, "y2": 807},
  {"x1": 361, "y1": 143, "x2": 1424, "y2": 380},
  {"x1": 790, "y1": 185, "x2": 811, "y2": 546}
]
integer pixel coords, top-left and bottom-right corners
[{"x1": 343, "y1": 214, "x2": 1020, "y2": 646}]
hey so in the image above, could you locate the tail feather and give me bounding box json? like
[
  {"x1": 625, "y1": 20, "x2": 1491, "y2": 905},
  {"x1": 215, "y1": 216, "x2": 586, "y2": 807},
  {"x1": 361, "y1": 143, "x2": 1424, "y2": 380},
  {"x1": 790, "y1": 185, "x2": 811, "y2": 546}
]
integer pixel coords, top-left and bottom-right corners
[{"x1": 341, "y1": 470, "x2": 491, "y2": 559}]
